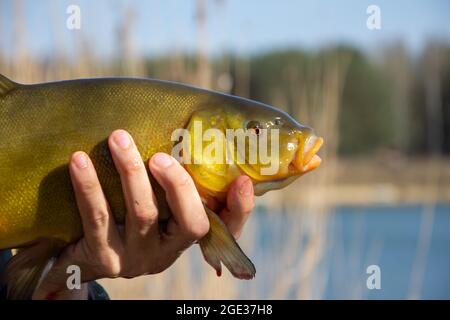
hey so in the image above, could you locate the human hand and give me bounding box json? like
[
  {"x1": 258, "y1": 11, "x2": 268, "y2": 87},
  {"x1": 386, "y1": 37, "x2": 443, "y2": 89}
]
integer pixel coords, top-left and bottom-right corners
[{"x1": 32, "y1": 129, "x2": 254, "y2": 299}]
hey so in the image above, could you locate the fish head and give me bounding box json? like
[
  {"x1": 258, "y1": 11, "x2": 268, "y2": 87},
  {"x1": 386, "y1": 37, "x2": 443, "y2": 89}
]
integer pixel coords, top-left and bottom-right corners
[{"x1": 181, "y1": 97, "x2": 323, "y2": 200}]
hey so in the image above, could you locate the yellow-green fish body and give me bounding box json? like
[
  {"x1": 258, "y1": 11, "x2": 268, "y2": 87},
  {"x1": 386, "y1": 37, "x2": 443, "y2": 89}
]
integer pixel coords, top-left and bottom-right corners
[{"x1": 0, "y1": 74, "x2": 323, "y2": 299}]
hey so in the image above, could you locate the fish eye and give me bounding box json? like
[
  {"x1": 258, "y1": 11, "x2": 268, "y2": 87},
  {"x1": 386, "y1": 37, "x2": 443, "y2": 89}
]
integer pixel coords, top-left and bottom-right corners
[
  {"x1": 246, "y1": 120, "x2": 262, "y2": 135},
  {"x1": 274, "y1": 118, "x2": 283, "y2": 126}
]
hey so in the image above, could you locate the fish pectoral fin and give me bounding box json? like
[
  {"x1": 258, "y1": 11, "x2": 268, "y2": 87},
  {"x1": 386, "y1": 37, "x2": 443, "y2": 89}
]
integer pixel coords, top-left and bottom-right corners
[
  {"x1": 199, "y1": 205, "x2": 256, "y2": 280},
  {"x1": 1, "y1": 239, "x2": 63, "y2": 300}
]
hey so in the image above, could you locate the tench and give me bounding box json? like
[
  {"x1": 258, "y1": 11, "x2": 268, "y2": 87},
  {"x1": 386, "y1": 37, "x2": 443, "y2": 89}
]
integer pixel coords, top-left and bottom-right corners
[{"x1": 0, "y1": 73, "x2": 323, "y2": 299}]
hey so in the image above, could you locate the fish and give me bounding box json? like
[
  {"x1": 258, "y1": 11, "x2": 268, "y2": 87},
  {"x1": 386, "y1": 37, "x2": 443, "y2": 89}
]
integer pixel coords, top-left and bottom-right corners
[{"x1": 0, "y1": 73, "x2": 323, "y2": 299}]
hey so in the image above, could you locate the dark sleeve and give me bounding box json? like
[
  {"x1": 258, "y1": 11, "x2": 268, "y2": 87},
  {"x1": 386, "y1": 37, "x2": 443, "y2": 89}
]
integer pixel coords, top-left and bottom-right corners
[
  {"x1": 0, "y1": 250, "x2": 12, "y2": 299},
  {"x1": 87, "y1": 281, "x2": 110, "y2": 300},
  {"x1": 0, "y1": 250, "x2": 109, "y2": 300}
]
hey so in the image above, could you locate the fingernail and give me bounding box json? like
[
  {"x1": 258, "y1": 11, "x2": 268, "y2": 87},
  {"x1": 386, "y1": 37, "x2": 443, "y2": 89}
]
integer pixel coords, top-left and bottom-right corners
[
  {"x1": 152, "y1": 153, "x2": 173, "y2": 168},
  {"x1": 113, "y1": 130, "x2": 131, "y2": 149},
  {"x1": 239, "y1": 179, "x2": 253, "y2": 196},
  {"x1": 73, "y1": 152, "x2": 88, "y2": 169}
]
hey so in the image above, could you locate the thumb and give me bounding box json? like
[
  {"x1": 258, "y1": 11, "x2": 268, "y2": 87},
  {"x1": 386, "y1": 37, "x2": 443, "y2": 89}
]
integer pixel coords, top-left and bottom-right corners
[{"x1": 32, "y1": 246, "x2": 92, "y2": 300}]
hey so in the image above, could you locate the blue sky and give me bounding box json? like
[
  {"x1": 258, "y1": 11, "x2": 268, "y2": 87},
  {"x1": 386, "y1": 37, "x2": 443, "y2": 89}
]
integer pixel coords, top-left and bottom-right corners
[{"x1": 1, "y1": 0, "x2": 449, "y2": 58}]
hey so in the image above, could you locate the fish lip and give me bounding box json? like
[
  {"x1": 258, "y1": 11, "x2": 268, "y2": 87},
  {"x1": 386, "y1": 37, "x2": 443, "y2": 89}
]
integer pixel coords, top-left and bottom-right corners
[{"x1": 292, "y1": 135, "x2": 323, "y2": 173}]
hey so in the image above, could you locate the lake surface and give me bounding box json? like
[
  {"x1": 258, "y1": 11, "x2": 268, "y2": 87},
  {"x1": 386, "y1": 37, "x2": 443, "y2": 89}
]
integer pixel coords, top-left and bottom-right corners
[
  {"x1": 246, "y1": 203, "x2": 450, "y2": 299},
  {"x1": 328, "y1": 204, "x2": 450, "y2": 299}
]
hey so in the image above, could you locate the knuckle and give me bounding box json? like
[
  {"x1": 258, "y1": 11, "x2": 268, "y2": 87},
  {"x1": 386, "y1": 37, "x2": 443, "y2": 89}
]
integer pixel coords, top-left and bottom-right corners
[
  {"x1": 87, "y1": 209, "x2": 109, "y2": 228},
  {"x1": 120, "y1": 155, "x2": 144, "y2": 177},
  {"x1": 182, "y1": 216, "x2": 210, "y2": 240},
  {"x1": 133, "y1": 204, "x2": 157, "y2": 225},
  {"x1": 171, "y1": 173, "x2": 194, "y2": 191},
  {"x1": 100, "y1": 255, "x2": 121, "y2": 278},
  {"x1": 78, "y1": 179, "x2": 99, "y2": 196}
]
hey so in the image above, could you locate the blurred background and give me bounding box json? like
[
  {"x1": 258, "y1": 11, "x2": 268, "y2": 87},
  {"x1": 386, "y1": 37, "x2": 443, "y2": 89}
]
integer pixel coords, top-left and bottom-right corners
[{"x1": 1, "y1": 0, "x2": 449, "y2": 299}]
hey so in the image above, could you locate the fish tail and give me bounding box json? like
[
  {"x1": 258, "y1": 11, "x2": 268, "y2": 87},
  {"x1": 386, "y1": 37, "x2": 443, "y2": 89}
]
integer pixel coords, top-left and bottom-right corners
[
  {"x1": 1, "y1": 239, "x2": 62, "y2": 300},
  {"x1": 199, "y1": 206, "x2": 256, "y2": 280}
]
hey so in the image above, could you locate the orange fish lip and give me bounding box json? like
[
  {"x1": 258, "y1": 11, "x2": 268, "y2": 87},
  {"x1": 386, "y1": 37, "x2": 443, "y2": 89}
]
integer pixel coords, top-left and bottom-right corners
[{"x1": 292, "y1": 135, "x2": 323, "y2": 173}]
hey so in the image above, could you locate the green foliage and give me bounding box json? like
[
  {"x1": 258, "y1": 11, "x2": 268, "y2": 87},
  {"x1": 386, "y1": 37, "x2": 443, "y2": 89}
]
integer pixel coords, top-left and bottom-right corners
[
  {"x1": 245, "y1": 47, "x2": 398, "y2": 155},
  {"x1": 339, "y1": 50, "x2": 395, "y2": 154}
]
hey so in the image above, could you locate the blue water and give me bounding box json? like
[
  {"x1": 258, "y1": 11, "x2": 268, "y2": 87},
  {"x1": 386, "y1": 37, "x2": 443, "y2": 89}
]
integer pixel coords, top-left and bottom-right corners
[
  {"x1": 244, "y1": 203, "x2": 450, "y2": 299},
  {"x1": 329, "y1": 204, "x2": 450, "y2": 299}
]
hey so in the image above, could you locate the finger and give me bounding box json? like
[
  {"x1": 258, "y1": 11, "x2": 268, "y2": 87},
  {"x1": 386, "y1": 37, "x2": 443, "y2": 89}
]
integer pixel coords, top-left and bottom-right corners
[
  {"x1": 35, "y1": 153, "x2": 122, "y2": 299},
  {"x1": 149, "y1": 153, "x2": 209, "y2": 250},
  {"x1": 220, "y1": 175, "x2": 254, "y2": 239},
  {"x1": 69, "y1": 152, "x2": 120, "y2": 248},
  {"x1": 108, "y1": 130, "x2": 158, "y2": 243}
]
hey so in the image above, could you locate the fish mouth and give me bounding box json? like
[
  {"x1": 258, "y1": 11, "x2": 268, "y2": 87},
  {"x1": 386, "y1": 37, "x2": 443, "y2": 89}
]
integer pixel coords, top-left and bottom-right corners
[{"x1": 292, "y1": 135, "x2": 323, "y2": 173}]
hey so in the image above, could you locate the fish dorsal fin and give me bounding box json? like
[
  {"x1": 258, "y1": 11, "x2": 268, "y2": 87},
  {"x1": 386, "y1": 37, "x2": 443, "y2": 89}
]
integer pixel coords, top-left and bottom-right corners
[{"x1": 0, "y1": 74, "x2": 18, "y2": 96}]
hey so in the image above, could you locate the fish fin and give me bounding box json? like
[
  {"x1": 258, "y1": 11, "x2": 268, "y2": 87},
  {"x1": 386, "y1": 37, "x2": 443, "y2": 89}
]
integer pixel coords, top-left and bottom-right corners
[
  {"x1": 1, "y1": 239, "x2": 62, "y2": 300},
  {"x1": 0, "y1": 74, "x2": 18, "y2": 96},
  {"x1": 199, "y1": 205, "x2": 256, "y2": 280}
]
